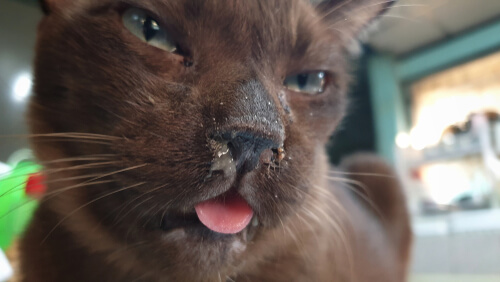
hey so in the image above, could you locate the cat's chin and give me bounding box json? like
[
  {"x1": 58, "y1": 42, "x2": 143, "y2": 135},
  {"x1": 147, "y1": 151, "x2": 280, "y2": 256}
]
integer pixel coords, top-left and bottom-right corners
[{"x1": 158, "y1": 213, "x2": 259, "y2": 244}]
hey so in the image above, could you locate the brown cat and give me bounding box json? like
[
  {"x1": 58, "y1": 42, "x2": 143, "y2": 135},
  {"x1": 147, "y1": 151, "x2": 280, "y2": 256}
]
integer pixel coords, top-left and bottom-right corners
[{"x1": 20, "y1": 0, "x2": 412, "y2": 281}]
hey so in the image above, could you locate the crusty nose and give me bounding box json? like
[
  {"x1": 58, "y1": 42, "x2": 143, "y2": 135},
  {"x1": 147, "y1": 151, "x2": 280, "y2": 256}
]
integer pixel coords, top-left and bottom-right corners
[{"x1": 220, "y1": 131, "x2": 278, "y2": 174}]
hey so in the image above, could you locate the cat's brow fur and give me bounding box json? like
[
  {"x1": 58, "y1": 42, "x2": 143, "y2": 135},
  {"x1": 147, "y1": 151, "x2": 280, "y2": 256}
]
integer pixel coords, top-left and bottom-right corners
[{"x1": 20, "y1": 0, "x2": 411, "y2": 281}]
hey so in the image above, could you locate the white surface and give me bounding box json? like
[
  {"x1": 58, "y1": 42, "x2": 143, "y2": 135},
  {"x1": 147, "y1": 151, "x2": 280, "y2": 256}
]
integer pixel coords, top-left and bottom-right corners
[
  {"x1": 411, "y1": 274, "x2": 500, "y2": 282},
  {"x1": 413, "y1": 209, "x2": 500, "y2": 237},
  {"x1": 0, "y1": 249, "x2": 13, "y2": 282},
  {"x1": 0, "y1": 162, "x2": 11, "y2": 175}
]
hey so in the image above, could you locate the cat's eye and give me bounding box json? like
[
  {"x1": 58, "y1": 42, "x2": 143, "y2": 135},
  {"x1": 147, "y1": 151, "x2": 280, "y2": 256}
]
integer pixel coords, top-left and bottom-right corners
[
  {"x1": 284, "y1": 71, "x2": 326, "y2": 95},
  {"x1": 122, "y1": 8, "x2": 177, "y2": 53}
]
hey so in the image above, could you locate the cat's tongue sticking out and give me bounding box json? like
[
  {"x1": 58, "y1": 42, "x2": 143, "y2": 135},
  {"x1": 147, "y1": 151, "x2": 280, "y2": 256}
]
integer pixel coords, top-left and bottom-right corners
[{"x1": 195, "y1": 192, "x2": 253, "y2": 234}]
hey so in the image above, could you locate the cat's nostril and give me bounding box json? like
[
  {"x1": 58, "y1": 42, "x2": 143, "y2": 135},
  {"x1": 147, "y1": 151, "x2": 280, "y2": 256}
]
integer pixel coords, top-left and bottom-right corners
[
  {"x1": 221, "y1": 132, "x2": 278, "y2": 174},
  {"x1": 259, "y1": 148, "x2": 274, "y2": 165}
]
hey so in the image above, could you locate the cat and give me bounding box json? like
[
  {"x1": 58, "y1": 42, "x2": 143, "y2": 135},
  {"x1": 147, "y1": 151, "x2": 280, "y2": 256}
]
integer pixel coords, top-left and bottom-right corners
[{"x1": 19, "y1": 0, "x2": 412, "y2": 281}]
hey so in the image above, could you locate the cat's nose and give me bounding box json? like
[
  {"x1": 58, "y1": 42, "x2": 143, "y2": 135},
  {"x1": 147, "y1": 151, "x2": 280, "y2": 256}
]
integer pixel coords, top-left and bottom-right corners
[{"x1": 220, "y1": 131, "x2": 279, "y2": 174}]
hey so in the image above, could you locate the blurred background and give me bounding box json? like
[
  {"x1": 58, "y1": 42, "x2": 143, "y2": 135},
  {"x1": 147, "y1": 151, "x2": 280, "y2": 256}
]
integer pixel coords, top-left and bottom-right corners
[{"x1": 0, "y1": 0, "x2": 500, "y2": 281}]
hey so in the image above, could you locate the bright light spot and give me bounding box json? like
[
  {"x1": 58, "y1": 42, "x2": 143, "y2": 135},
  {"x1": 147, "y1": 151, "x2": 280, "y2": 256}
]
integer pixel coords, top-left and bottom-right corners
[
  {"x1": 410, "y1": 127, "x2": 427, "y2": 151},
  {"x1": 395, "y1": 132, "x2": 411, "y2": 149},
  {"x1": 13, "y1": 73, "x2": 33, "y2": 102},
  {"x1": 421, "y1": 163, "x2": 471, "y2": 205}
]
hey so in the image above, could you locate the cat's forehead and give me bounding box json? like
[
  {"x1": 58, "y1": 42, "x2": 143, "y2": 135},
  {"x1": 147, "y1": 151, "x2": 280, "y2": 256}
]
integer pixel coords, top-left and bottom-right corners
[
  {"x1": 56, "y1": 0, "x2": 341, "y2": 72},
  {"x1": 117, "y1": 0, "x2": 314, "y2": 19},
  {"x1": 77, "y1": 0, "x2": 325, "y2": 50},
  {"x1": 75, "y1": 0, "x2": 317, "y2": 25}
]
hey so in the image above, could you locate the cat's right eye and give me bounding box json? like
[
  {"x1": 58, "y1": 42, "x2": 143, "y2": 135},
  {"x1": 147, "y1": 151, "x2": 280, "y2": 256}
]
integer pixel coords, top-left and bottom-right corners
[
  {"x1": 284, "y1": 71, "x2": 326, "y2": 95},
  {"x1": 122, "y1": 8, "x2": 177, "y2": 53}
]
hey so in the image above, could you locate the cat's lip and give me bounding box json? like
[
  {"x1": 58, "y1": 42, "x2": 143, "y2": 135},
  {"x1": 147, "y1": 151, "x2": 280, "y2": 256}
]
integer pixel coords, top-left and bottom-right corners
[{"x1": 159, "y1": 212, "x2": 259, "y2": 242}]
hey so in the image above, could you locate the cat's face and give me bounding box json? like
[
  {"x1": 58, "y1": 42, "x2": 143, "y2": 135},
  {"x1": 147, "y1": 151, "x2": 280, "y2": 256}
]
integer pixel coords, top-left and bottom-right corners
[{"x1": 31, "y1": 0, "x2": 389, "y2": 279}]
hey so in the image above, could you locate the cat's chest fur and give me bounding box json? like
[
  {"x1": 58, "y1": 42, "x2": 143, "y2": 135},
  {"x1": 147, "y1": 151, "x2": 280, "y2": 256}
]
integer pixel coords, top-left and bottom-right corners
[{"x1": 20, "y1": 0, "x2": 411, "y2": 281}]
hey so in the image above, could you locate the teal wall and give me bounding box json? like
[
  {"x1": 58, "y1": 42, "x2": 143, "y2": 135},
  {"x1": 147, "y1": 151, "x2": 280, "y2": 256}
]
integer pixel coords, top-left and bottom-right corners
[
  {"x1": 367, "y1": 20, "x2": 500, "y2": 164},
  {"x1": 367, "y1": 56, "x2": 404, "y2": 165}
]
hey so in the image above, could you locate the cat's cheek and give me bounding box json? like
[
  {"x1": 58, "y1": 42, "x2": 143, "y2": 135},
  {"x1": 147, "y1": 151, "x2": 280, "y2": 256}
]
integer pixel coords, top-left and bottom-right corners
[
  {"x1": 284, "y1": 92, "x2": 345, "y2": 142},
  {"x1": 138, "y1": 49, "x2": 190, "y2": 78},
  {"x1": 121, "y1": 35, "x2": 190, "y2": 79},
  {"x1": 284, "y1": 91, "x2": 330, "y2": 119}
]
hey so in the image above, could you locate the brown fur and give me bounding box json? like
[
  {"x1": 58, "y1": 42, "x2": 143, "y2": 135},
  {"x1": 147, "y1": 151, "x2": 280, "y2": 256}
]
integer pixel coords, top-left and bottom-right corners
[{"x1": 20, "y1": 0, "x2": 411, "y2": 281}]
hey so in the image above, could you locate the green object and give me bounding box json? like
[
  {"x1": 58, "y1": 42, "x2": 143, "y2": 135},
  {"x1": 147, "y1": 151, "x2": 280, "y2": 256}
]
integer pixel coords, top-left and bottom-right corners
[{"x1": 0, "y1": 161, "x2": 40, "y2": 251}]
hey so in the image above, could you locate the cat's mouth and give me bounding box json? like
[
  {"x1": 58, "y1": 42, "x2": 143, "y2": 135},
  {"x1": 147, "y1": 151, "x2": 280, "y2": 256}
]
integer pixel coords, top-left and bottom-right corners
[{"x1": 159, "y1": 190, "x2": 258, "y2": 241}]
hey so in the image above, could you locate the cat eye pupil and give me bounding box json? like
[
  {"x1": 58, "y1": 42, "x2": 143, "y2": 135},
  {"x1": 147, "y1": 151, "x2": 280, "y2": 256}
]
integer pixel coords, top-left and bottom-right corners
[
  {"x1": 297, "y1": 74, "x2": 308, "y2": 89},
  {"x1": 143, "y1": 17, "x2": 160, "y2": 41}
]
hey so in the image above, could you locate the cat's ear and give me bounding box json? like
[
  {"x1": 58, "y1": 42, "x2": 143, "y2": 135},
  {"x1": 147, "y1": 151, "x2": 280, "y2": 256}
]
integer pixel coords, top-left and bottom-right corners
[
  {"x1": 314, "y1": 0, "x2": 394, "y2": 37},
  {"x1": 38, "y1": 0, "x2": 70, "y2": 14}
]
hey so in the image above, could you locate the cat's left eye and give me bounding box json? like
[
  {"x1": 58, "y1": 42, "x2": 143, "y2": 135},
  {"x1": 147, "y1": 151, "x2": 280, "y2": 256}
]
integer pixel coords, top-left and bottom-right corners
[
  {"x1": 283, "y1": 71, "x2": 326, "y2": 95},
  {"x1": 122, "y1": 8, "x2": 177, "y2": 53}
]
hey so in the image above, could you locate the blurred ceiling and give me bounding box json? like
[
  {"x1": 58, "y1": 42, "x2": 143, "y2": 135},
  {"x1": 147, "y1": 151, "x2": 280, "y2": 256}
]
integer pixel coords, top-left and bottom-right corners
[{"x1": 367, "y1": 0, "x2": 500, "y2": 56}]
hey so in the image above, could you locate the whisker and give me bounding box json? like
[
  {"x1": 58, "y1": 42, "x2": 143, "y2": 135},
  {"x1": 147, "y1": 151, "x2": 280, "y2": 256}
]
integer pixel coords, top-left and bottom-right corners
[
  {"x1": 354, "y1": 0, "x2": 424, "y2": 11},
  {"x1": 93, "y1": 192, "x2": 172, "y2": 245},
  {"x1": 327, "y1": 175, "x2": 369, "y2": 193},
  {"x1": 107, "y1": 241, "x2": 152, "y2": 259},
  {"x1": 0, "y1": 161, "x2": 119, "y2": 197},
  {"x1": 27, "y1": 139, "x2": 113, "y2": 146},
  {"x1": 41, "y1": 181, "x2": 147, "y2": 243},
  {"x1": 124, "y1": 196, "x2": 158, "y2": 242},
  {"x1": 310, "y1": 185, "x2": 355, "y2": 278},
  {"x1": 312, "y1": 0, "x2": 354, "y2": 25},
  {"x1": 123, "y1": 195, "x2": 155, "y2": 228},
  {"x1": 0, "y1": 173, "x2": 107, "y2": 198},
  {"x1": 5, "y1": 164, "x2": 148, "y2": 217},
  {"x1": 0, "y1": 160, "x2": 115, "y2": 181},
  {"x1": 294, "y1": 207, "x2": 321, "y2": 243},
  {"x1": 293, "y1": 164, "x2": 395, "y2": 179},
  {"x1": 383, "y1": 4, "x2": 427, "y2": 9},
  {"x1": 36, "y1": 155, "x2": 116, "y2": 165},
  {"x1": 326, "y1": 26, "x2": 352, "y2": 39},
  {"x1": 328, "y1": 170, "x2": 396, "y2": 179},
  {"x1": 140, "y1": 201, "x2": 165, "y2": 228},
  {"x1": 29, "y1": 164, "x2": 149, "y2": 210},
  {"x1": 0, "y1": 154, "x2": 115, "y2": 178},
  {"x1": 44, "y1": 160, "x2": 118, "y2": 173},
  {"x1": 325, "y1": 175, "x2": 389, "y2": 226},
  {"x1": 377, "y1": 14, "x2": 424, "y2": 24},
  {"x1": 0, "y1": 180, "x2": 113, "y2": 221},
  {"x1": 1, "y1": 132, "x2": 121, "y2": 141},
  {"x1": 69, "y1": 163, "x2": 148, "y2": 185},
  {"x1": 321, "y1": 1, "x2": 427, "y2": 37},
  {"x1": 111, "y1": 193, "x2": 154, "y2": 226}
]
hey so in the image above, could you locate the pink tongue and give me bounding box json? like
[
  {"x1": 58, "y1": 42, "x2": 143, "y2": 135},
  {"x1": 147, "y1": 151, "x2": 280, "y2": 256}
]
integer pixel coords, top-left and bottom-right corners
[{"x1": 195, "y1": 193, "x2": 253, "y2": 234}]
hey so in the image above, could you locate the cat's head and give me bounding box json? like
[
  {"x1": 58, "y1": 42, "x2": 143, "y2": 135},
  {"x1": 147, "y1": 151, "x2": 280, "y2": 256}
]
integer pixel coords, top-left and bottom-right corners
[{"x1": 31, "y1": 0, "x2": 391, "y2": 279}]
